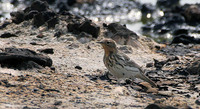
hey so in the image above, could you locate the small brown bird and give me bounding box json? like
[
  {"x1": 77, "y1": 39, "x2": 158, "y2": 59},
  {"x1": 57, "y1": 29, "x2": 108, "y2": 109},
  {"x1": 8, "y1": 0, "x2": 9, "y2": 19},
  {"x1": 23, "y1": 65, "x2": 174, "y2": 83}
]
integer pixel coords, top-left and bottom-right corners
[{"x1": 98, "y1": 39, "x2": 157, "y2": 87}]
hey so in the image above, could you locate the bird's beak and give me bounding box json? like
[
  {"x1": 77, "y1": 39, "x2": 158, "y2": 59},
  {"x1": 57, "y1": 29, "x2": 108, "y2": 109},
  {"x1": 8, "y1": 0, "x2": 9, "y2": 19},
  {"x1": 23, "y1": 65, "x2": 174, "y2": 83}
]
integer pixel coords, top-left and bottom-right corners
[{"x1": 96, "y1": 41, "x2": 103, "y2": 44}]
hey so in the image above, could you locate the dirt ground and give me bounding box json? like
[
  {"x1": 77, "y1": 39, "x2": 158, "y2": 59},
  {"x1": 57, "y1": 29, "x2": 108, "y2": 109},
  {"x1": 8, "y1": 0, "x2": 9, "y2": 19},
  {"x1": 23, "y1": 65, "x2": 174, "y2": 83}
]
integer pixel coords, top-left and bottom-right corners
[{"x1": 0, "y1": 17, "x2": 200, "y2": 109}]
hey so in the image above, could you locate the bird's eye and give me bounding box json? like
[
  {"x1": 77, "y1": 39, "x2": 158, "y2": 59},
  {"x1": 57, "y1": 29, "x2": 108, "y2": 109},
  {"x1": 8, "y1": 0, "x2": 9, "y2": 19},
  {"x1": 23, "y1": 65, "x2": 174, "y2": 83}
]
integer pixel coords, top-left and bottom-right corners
[{"x1": 106, "y1": 42, "x2": 110, "y2": 44}]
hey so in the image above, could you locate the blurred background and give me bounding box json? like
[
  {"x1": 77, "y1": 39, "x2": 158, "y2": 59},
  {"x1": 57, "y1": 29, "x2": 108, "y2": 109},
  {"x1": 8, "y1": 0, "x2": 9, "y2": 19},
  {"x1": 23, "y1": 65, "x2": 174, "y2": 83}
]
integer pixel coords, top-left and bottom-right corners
[{"x1": 1, "y1": 0, "x2": 200, "y2": 43}]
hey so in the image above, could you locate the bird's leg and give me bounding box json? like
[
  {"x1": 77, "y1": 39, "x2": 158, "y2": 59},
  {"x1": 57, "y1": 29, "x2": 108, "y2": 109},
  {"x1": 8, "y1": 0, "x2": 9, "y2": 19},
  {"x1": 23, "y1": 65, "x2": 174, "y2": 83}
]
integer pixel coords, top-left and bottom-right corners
[
  {"x1": 130, "y1": 80, "x2": 136, "y2": 86},
  {"x1": 104, "y1": 71, "x2": 112, "y2": 81},
  {"x1": 116, "y1": 78, "x2": 124, "y2": 86},
  {"x1": 117, "y1": 78, "x2": 122, "y2": 83},
  {"x1": 129, "y1": 76, "x2": 136, "y2": 86}
]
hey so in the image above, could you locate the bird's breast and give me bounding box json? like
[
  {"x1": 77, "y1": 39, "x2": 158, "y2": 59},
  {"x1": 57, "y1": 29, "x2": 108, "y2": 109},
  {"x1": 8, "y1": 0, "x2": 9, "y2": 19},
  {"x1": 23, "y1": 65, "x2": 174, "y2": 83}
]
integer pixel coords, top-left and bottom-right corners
[
  {"x1": 103, "y1": 54, "x2": 141, "y2": 78},
  {"x1": 103, "y1": 54, "x2": 125, "y2": 78}
]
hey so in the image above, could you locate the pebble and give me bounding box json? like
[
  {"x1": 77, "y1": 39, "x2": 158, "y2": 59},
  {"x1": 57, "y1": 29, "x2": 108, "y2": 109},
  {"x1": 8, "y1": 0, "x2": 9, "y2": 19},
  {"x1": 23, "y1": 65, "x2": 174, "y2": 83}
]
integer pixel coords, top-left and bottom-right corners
[
  {"x1": 113, "y1": 86, "x2": 125, "y2": 95},
  {"x1": 195, "y1": 97, "x2": 200, "y2": 105},
  {"x1": 75, "y1": 66, "x2": 82, "y2": 70},
  {"x1": 54, "y1": 101, "x2": 62, "y2": 105}
]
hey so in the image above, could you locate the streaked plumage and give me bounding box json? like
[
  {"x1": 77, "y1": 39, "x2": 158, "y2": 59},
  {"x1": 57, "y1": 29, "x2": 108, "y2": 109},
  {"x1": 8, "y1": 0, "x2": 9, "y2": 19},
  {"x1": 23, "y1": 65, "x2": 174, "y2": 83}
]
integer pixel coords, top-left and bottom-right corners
[{"x1": 98, "y1": 39, "x2": 157, "y2": 87}]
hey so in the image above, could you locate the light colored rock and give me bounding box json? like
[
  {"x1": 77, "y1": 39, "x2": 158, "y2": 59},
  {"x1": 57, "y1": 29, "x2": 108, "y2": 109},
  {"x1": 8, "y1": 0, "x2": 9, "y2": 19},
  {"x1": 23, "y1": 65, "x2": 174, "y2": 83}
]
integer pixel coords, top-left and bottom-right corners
[
  {"x1": 0, "y1": 68, "x2": 23, "y2": 76},
  {"x1": 113, "y1": 86, "x2": 126, "y2": 95}
]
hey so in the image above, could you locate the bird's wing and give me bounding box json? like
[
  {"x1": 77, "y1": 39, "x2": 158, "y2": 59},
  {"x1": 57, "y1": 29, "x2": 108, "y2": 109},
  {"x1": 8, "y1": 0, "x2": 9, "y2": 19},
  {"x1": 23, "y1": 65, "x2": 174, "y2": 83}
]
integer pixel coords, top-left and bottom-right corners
[{"x1": 116, "y1": 51, "x2": 145, "y2": 73}]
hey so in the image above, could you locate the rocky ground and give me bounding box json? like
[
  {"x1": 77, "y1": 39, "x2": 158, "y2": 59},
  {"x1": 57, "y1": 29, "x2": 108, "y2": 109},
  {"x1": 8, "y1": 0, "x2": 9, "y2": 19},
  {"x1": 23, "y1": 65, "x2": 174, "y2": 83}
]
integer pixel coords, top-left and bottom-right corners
[{"x1": 0, "y1": 0, "x2": 200, "y2": 109}]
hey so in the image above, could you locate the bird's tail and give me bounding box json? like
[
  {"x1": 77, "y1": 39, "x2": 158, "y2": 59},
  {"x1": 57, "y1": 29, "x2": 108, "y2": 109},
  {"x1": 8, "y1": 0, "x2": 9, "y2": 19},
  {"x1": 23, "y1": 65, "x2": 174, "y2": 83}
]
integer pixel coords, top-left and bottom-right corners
[{"x1": 137, "y1": 73, "x2": 157, "y2": 87}]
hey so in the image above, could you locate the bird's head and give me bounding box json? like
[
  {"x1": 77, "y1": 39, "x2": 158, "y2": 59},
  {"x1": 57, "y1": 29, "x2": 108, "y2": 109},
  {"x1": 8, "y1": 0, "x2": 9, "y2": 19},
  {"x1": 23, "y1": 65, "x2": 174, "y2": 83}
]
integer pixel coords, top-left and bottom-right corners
[{"x1": 97, "y1": 39, "x2": 117, "y2": 55}]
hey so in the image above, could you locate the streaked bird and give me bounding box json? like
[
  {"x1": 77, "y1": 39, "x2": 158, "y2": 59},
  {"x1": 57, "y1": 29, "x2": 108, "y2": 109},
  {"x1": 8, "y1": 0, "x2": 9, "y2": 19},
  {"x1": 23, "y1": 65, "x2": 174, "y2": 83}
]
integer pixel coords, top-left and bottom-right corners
[{"x1": 97, "y1": 39, "x2": 157, "y2": 87}]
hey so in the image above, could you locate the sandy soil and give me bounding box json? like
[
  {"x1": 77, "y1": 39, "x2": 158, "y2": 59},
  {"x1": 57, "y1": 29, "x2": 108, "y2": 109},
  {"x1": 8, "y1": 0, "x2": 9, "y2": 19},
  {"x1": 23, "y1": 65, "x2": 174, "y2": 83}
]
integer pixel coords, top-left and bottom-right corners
[{"x1": 0, "y1": 18, "x2": 199, "y2": 109}]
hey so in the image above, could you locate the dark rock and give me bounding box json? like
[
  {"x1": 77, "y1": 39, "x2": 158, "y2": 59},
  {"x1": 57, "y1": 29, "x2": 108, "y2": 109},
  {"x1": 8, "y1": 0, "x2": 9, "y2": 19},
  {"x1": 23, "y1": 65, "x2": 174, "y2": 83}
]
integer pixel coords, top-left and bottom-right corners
[
  {"x1": 184, "y1": 5, "x2": 200, "y2": 25},
  {"x1": 75, "y1": 66, "x2": 82, "y2": 70},
  {"x1": 50, "y1": 67, "x2": 56, "y2": 71},
  {"x1": 30, "y1": 0, "x2": 49, "y2": 12},
  {"x1": 30, "y1": 42, "x2": 36, "y2": 45},
  {"x1": 33, "y1": 10, "x2": 57, "y2": 27},
  {"x1": 0, "y1": 21, "x2": 11, "y2": 29},
  {"x1": 33, "y1": 13, "x2": 46, "y2": 27},
  {"x1": 11, "y1": 0, "x2": 19, "y2": 6},
  {"x1": 23, "y1": 6, "x2": 31, "y2": 14},
  {"x1": 157, "y1": 0, "x2": 180, "y2": 8},
  {"x1": 155, "y1": 45, "x2": 161, "y2": 49},
  {"x1": 17, "y1": 75, "x2": 27, "y2": 82},
  {"x1": 0, "y1": 32, "x2": 18, "y2": 38},
  {"x1": 47, "y1": 17, "x2": 59, "y2": 28},
  {"x1": 38, "y1": 84, "x2": 45, "y2": 89},
  {"x1": 107, "y1": 23, "x2": 139, "y2": 46},
  {"x1": 107, "y1": 23, "x2": 138, "y2": 39},
  {"x1": 184, "y1": 94, "x2": 191, "y2": 98},
  {"x1": 171, "y1": 34, "x2": 200, "y2": 44},
  {"x1": 1, "y1": 80, "x2": 8, "y2": 85},
  {"x1": 164, "y1": 13, "x2": 185, "y2": 27},
  {"x1": 195, "y1": 97, "x2": 200, "y2": 105},
  {"x1": 158, "y1": 86, "x2": 168, "y2": 91},
  {"x1": 78, "y1": 32, "x2": 93, "y2": 44},
  {"x1": 124, "y1": 79, "x2": 132, "y2": 84},
  {"x1": 41, "y1": 94, "x2": 45, "y2": 96},
  {"x1": 186, "y1": 58, "x2": 200, "y2": 75},
  {"x1": 104, "y1": 85, "x2": 112, "y2": 90},
  {"x1": 157, "y1": 44, "x2": 192, "y2": 56},
  {"x1": 173, "y1": 29, "x2": 188, "y2": 36},
  {"x1": 154, "y1": 59, "x2": 167, "y2": 69},
  {"x1": 21, "y1": 61, "x2": 43, "y2": 69},
  {"x1": 87, "y1": 45, "x2": 91, "y2": 49},
  {"x1": 118, "y1": 46, "x2": 133, "y2": 54},
  {"x1": 142, "y1": 25, "x2": 152, "y2": 32},
  {"x1": 45, "y1": 89, "x2": 60, "y2": 92},
  {"x1": 141, "y1": 4, "x2": 155, "y2": 14},
  {"x1": 57, "y1": 2, "x2": 70, "y2": 12},
  {"x1": 54, "y1": 31, "x2": 62, "y2": 38},
  {"x1": 0, "y1": 48, "x2": 52, "y2": 69},
  {"x1": 145, "y1": 103, "x2": 178, "y2": 109},
  {"x1": 68, "y1": 20, "x2": 100, "y2": 38},
  {"x1": 144, "y1": 13, "x2": 185, "y2": 38},
  {"x1": 60, "y1": 10, "x2": 74, "y2": 16},
  {"x1": 21, "y1": 0, "x2": 58, "y2": 28},
  {"x1": 79, "y1": 20, "x2": 100, "y2": 38},
  {"x1": 146, "y1": 63, "x2": 154, "y2": 67},
  {"x1": 178, "y1": 69, "x2": 189, "y2": 76},
  {"x1": 103, "y1": 23, "x2": 108, "y2": 27},
  {"x1": 67, "y1": 43, "x2": 79, "y2": 49},
  {"x1": 36, "y1": 33, "x2": 46, "y2": 38},
  {"x1": 54, "y1": 101, "x2": 62, "y2": 105},
  {"x1": 67, "y1": 22, "x2": 81, "y2": 33},
  {"x1": 158, "y1": 28, "x2": 170, "y2": 35},
  {"x1": 24, "y1": 10, "x2": 39, "y2": 20},
  {"x1": 43, "y1": 11, "x2": 57, "y2": 21},
  {"x1": 154, "y1": 56, "x2": 179, "y2": 69},
  {"x1": 153, "y1": 24, "x2": 164, "y2": 31},
  {"x1": 38, "y1": 48, "x2": 54, "y2": 54},
  {"x1": 67, "y1": 0, "x2": 76, "y2": 6},
  {"x1": 42, "y1": 0, "x2": 56, "y2": 5},
  {"x1": 145, "y1": 104, "x2": 161, "y2": 109},
  {"x1": 30, "y1": 42, "x2": 45, "y2": 45},
  {"x1": 1, "y1": 80, "x2": 16, "y2": 87},
  {"x1": 167, "y1": 56, "x2": 179, "y2": 61},
  {"x1": 23, "y1": 106, "x2": 31, "y2": 109},
  {"x1": 33, "y1": 88, "x2": 39, "y2": 92},
  {"x1": 10, "y1": 11, "x2": 25, "y2": 24},
  {"x1": 78, "y1": 32, "x2": 92, "y2": 38}
]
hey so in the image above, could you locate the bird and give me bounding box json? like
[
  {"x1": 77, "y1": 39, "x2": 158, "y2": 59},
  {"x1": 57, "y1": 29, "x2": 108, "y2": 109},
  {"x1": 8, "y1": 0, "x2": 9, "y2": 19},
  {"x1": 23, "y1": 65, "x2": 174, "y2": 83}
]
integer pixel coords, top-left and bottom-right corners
[{"x1": 97, "y1": 39, "x2": 157, "y2": 87}]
